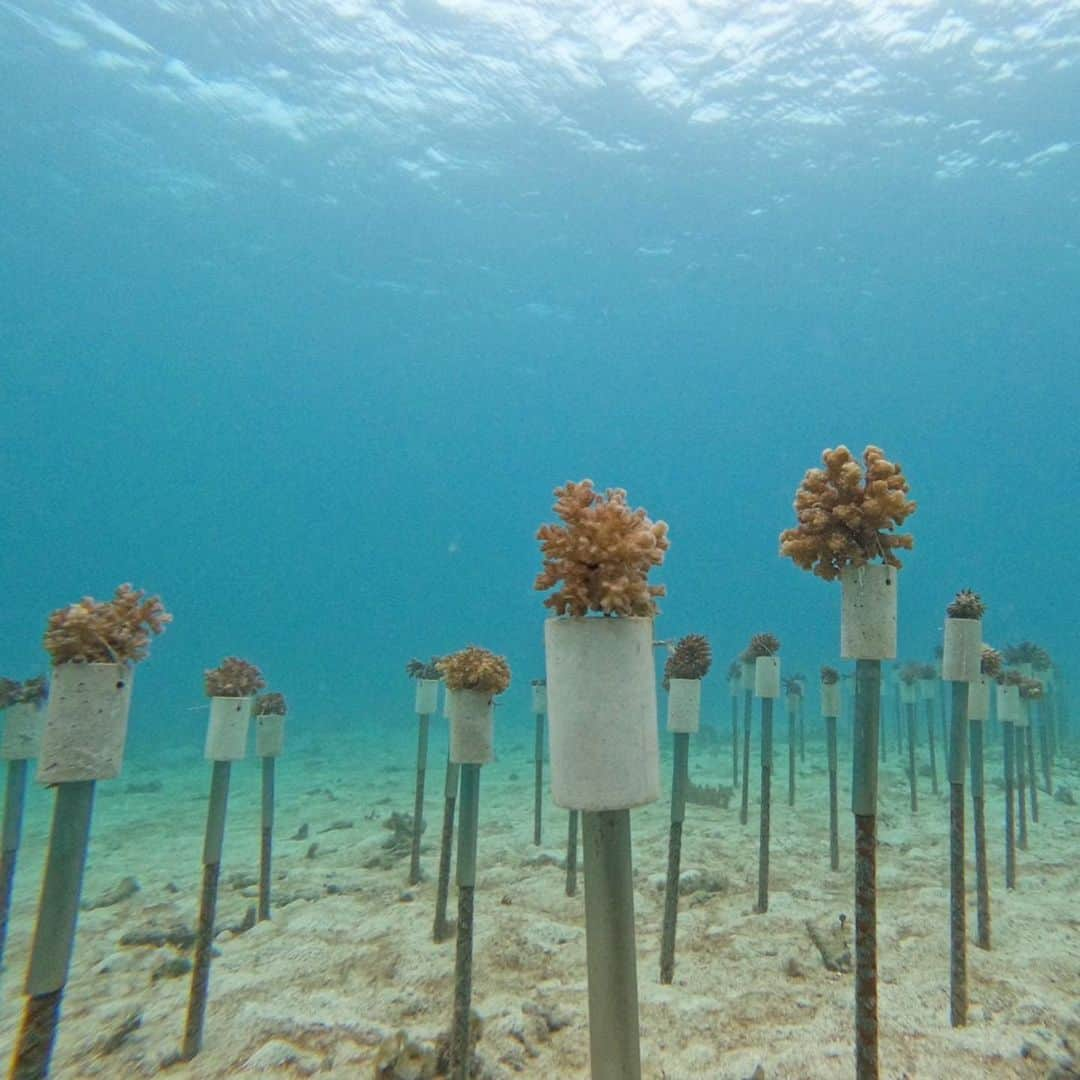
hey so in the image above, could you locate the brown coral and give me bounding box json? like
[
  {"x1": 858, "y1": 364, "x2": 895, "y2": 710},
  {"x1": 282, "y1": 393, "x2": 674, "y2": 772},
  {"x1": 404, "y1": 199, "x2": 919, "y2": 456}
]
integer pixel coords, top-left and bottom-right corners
[
  {"x1": 437, "y1": 646, "x2": 511, "y2": 695},
  {"x1": 254, "y1": 692, "x2": 287, "y2": 716},
  {"x1": 1003, "y1": 642, "x2": 1052, "y2": 670},
  {"x1": 43, "y1": 584, "x2": 171, "y2": 665},
  {"x1": 204, "y1": 657, "x2": 265, "y2": 698},
  {"x1": 980, "y1": 647, "x2": 1003, "y2": 679},
  {"x1": 406, "y1": 657, "x2": 443, "y2": 681},
  {"x1": 779, "y1": 445, "x2": 916, "y2": 581},
  {"x1": 15, "y1": 676, "x2": 47, "y2": 705},
  {"x1": 899, "y1": 663, "x2": 922, "y2": 686},
  {"x1": 743, "y1": 633, "x2": 780, "y2": 659},
  {"x1": 999, "y1": 669, "x2": 1025, "y2": 687},
  {"x1": 820, "y1": 667, "x2": 840, "y2": 685},
  {"x1": 0, "y1": 679, "x2": 20, "y2": 709},
  {"x1": 946, "y1": 589, "x2": 985, "y2": 620},
  {"x1": 535, "y1": 479, "x2": 669, "y2": 617},
  {"x1": 663, "y1": 634, "x2": 713, "y2": 689},
  {"x1": 1018, "y1": 678, "x2": 1043, "y2": 700},
  {"x1": 782, "y1": 676, "x2": 803, "y2": 697}
]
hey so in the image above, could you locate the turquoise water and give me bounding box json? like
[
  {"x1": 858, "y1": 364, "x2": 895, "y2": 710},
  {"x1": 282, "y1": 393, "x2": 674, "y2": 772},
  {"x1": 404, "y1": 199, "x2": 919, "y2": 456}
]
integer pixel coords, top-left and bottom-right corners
[
  {"x1": 0, "y1": 7, "x2": 1078, "y2": 1075},
  {"x1": 2, "y1": 1, "x2": 1076, "y2": 740}
]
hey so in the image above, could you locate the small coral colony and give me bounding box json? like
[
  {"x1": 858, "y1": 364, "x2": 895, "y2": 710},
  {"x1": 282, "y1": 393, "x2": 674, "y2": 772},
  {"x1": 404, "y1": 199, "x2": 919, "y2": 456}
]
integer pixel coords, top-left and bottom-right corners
[{"x1": 0, "y1": 445, "x2": 1068, "y2": 1080}]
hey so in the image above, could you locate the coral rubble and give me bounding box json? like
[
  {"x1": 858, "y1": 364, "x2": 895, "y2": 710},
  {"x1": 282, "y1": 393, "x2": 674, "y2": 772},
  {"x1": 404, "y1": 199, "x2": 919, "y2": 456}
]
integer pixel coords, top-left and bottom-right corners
[
  {"x1": 204, "y1": 657, "x2": 265, "y2": 698},
  {"x1": 535, "y1": 479, "x2": 669, "y2": 616},
  {"x1": 43, "y1": 583, "x2": 171, "y2": 665},
  {"x1": 438, "y1": 647, "x2": 511, "y2": 695},
  {"x1": 779, "y1": 445, "x2": 916, "y2": 580}
]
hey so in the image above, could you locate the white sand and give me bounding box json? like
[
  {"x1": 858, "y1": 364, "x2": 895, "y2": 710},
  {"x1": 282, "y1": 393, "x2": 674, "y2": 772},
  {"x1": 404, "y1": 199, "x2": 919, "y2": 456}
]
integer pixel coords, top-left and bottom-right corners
[{"x1": 0, "y1": 719, "x2": 1076, "y2": 1078}]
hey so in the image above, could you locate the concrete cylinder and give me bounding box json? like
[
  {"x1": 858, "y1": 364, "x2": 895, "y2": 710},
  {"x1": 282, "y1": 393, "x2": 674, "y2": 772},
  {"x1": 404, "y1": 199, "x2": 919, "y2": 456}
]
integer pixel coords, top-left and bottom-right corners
[
  {"x1": 942, "y1": 619, "x2": 982, "y2": 682},
  {"x1": 448, "y1": 688, "x2": 494, "y2": 765},
  {"x1": 821, "y1": 681, "x2": 841, "y2": 718},
  {"x1": 1, "y1": 702, "x2": 44, "y2": 761},
  {"x1": 666, "y1": 678, "x2": 701, "y2": 734},
  {"x1": 545, "y1": 616, "x2": 660, "y2": 812},
  {"x1": 205, "y1": 696, "x2": 254, "y2": 761},
  {"x1": 255, "y1": 715, "x2": 286, "y2": 758},
  {"x1": 38, "y1": 663, "x2": 134, "y2": 783},
  {"x1": 754, "y1": 656, "x2": 780, "y2": 699},
  {"x1": 840, "y1": 564, "x2": 898, "y2": 660},
  {"x1": 414, "y1": 679, "x2": 439, "y2": 716}
]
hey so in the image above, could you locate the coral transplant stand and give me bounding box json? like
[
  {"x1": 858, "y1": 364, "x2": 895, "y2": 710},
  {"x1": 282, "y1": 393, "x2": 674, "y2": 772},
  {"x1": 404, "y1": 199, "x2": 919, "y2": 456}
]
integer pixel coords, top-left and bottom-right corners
[
  {"x1": 545, "y1": 615, "x2": 660, "y2": 1080},
  {"x1": 12, "y1": 662, "x2": 134, "y2": 1078},
  {"x1": 182, "y1": 694, "x2": 254, "y2": 1061},
  {"x1": 0, "y1": 699, "x2": 44, "y2": 971},
  {"x1": 840, "y1": 564, "x2": 897, "y2": 1080}
]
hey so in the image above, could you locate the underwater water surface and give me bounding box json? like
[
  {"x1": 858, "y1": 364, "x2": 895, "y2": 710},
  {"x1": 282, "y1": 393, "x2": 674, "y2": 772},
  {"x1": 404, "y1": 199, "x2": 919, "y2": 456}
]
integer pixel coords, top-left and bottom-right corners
[{"x1": 0, "y1": 2, "x2": 1078, "y2": 1076}]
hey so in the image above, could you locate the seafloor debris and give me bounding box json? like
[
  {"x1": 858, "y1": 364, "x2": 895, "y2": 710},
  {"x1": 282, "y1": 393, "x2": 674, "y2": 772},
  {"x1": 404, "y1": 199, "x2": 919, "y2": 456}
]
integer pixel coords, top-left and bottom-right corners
[
  {"x1": 805, "y1": 917, "x2": 852, "y2": 973},
  {"x1": 81, "y1": 876, "x2": 140, "y2": 911}
]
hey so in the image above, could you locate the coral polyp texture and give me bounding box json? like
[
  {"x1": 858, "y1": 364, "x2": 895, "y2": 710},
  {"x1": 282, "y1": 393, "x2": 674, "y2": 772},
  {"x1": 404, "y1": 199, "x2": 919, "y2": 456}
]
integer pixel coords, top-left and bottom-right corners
[
  {"x1": 779, "y1": 445, "x2": 916, "y2": 581},
  {"x1": 43, "y1": 583, "x2": 171, "y2": 665},
  {"x1": 255, "y1": 692, "x2": 287, "y2": 716},
  {"x1": 204, "y1": 657, "x2": 265, "y2": 698},
  {"x1": 663, "y1": 633, "x2": 713, "y2": 689},
  {"x1": 980, "y1": 647, "x2": 1003, "y2": 679},
  {"x1": 947, "y1": 589, "x2": 986, "y2": 620},
  {"x1": 743, "y1": 633, "x2": 780, "y2": 659},
  {"x1": 438, "y1": 646, "x2": 511, "y2": 695},
  {"x1": 406, "y1": 657, "x2": 443, "y2": 680},
  {"x1": 535, "y1": 479, "x2": 669, "y2": 617},
  {"x1": 821, "y1": 666, "x2": 840, "y2": 685}
]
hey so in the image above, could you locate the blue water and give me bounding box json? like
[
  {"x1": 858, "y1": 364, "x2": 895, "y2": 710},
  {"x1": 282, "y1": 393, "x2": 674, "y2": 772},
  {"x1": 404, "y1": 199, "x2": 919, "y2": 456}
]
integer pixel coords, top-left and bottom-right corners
[{"x1": 1, "y1": 1, "x2": 1077, "y2": 741}]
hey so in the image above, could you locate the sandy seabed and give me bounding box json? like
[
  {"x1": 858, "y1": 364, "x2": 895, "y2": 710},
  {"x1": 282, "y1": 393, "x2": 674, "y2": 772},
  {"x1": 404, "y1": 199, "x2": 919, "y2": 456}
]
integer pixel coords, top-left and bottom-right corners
[{"x1": 0, "y1": 716, "x2": 1077, "y2": 1079}]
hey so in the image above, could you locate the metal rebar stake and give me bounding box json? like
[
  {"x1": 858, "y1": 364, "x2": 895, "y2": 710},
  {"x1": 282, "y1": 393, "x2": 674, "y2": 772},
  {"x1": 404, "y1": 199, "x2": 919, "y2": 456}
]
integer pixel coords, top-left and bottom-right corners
[
  {"x1": 787, "y1": 700, "x2": 796, "y2": 807},
  {"x1": 969, "y1": 719, "x2": 990, "y2": 949},
  {"x1": 409, "y1": 715, "x2": 430, "y2": 886},
  {"x1": 1024, "y1": 722, "x2": 1039, "y2": 822},
  {"x1": 449, "y1": 763, "x2": 481, "y2": 1080},
  {"x1": 926, "y1": 700, "x2": 939, "y2": 795},
  {"x1": 565, "y1": 810, "x2": 579, "y2": 897},
  {"x1": 533, "y1": 714, "x2": 544, "y2": 846},
  {"x1": 182, "y1": 760, "x2": 232, "y2": 1060},
  {"x1": 755, "y1": 698, "x2": 774, "y2": 914},
  {"x1": 1002, "y1": 721, "x2": 1016, "y2": 889},
  {"x1": 826, "y1": 715, "x2": 839, "y2": 871},
  {"x1": 1015, "y1": 724, "x2": 1028, "y2": 850},
  {"x1": 659, "y1": 732, "x2": 688, "y2": 984},
  {"x1": 739, "y1": 689, "x2": 752, "y2": 826},
  {"x1": 433, "y1": 757, "x2": 459, "y2": 943},
  {"x1": 258, "y1": 756, "x2": 274, "y2": 922},
  {"x1": 582, "y1": 809, "x2": 642, "y2": 1080},
  {"x1": 853, "y1": 659, "x2": 880, "y2": 1080},
  {"x1": 730, "y1": 692, "x2": 739, "y2": 788},
  {"x1": 1037, "y1": 699, "x2": 1052, "y2": 796},
  {"x1": 11, "y1": 780, "x2": 96, "y2": 1080},
  {"x1": 905, "y1": 703, "x2": 918, "y2": 813},
  {"x1": 799, "y1": 696, "x2": 806, "y2": 764},
  {"x1": 0, "y1": 759, "x2": 30, "y2": 970},
  {"x1": 948, "y1": 681, "x2": 968, "y2": 1027}
]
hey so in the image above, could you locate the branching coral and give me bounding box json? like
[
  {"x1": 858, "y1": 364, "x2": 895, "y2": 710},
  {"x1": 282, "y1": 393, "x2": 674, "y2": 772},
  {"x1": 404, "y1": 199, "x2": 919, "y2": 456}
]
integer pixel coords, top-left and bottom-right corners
[
  {"x1": 743, "y1": 633, "x2": 780, "y2": 660},
  {"x1": 204, "y1": 657, "x2": 265, "y2": 698},
  {"x1": 535, "y1": 479, "x2": 669, "y2": 617},
  {"x1": 821, "y1": 666, "x2": 840, "y2": 685},
  {"x1": 0, "y1": 679, "x2": 19, "y2": 709},
  {"x1": 438, "y1": 647, "x2": 511, "y2": 695},
  {"x1": 15, "y1": 676, "x2": 47, "y2": 705},
  {"x1": 899, "y1": 663, "x2": 922, "y2": 686},
  {"x1": 663, "y1": 633, "x2": 712, "y2": 689},
  {"x1": 782, "y1": 676, "x2": 803, "y2": 696},
  {"x1": 254, "y1": 692, "x2": 287, "y2": 716},
  {"x1": 1003, "y1": 642, "x2": 1052, "y2": 670},
  {"x1": 917, "y1": 663, "x2": 937, "y2": 681},
  {"x1": 406, "y1": 657, "x2": 443, "y2": 681},
  {"x1": 980, "y1": 647, "x2": 1003, "y2": 679},
  {"x1": 779, "y1": 445, "x2": 916, "y2": 581},
  {"x1": 43, "y1": 584, "x2": 171, "y2": 665},
  {"x1": 999, "y1": 669, "x2": 1025, "y2": 687},
  {"x1": 727, "y1": 662, "x2": 741, "y2": 681},
  {"x1": 946, "y1": 589, "x2": 985, "y2": 620}
]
